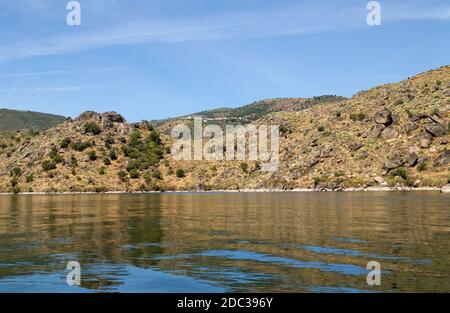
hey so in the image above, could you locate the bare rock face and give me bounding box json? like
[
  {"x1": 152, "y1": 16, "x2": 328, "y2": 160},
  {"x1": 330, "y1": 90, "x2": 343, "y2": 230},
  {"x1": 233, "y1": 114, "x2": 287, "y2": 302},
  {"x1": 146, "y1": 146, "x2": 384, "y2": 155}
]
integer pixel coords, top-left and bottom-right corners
[
  {"x1": 402, "y1": 150, "x2": 418, "y2": 167},
  {"x1": 425, "y1": 123, "x2": 447, "y2": 137},
  {"x1": 385, "y1": 148, "x2": 418, "y2": 169},
  {"x1": 348, "y1": 142, "x2": 363, "y2": 151},
  {"x1": 369, "y1": 124, "x2": 385, "y2": 138},
  {"x1": 375, "y1": 109, "x2": 393, "y2": 125},
  {"x1": 435, "y1": 150, "x2": 450, "y2": 167},
  {"x1": 419, "y1": 131, "x2": 433, "y2": 148},
  {"x1": 102, "y1": 112, "x2": 126, "y2": 123},
  {"x1": 385, "y1": 151, "x2": 403, "y2": 169},
  {"x1": 380, "y1": 127, "x2": 399, "y2": 140},
  {"x1": 404, "y1": 122, "x2": 419, "y2": 134}
]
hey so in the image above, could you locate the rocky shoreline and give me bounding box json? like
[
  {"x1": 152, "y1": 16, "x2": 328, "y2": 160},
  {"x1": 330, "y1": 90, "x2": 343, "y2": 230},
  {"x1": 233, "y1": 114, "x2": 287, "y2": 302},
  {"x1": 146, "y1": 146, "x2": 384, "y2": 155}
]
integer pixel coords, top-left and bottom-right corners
[{"x1": 1, "y1": 185, "x2": 449, "y2": 195}]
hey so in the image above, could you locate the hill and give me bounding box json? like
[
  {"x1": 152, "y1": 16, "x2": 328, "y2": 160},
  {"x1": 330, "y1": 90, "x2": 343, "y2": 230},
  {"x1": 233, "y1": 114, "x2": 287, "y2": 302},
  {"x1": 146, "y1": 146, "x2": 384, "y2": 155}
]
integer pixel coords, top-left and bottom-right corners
[
  {"x1": 156, "y1": 95, "x2": 346, "y2": 134},
  {"x1": 0, "y1": 109, "x2": 66, "y2": 132},
  {"x1": 0, "y1": 66, "x2": 448, "y2": 193}
]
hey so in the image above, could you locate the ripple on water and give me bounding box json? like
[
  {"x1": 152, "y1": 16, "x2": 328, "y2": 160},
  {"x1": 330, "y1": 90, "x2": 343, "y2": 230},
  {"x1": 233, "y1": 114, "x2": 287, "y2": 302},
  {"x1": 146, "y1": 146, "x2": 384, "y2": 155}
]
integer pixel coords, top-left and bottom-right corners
[{"x1": 198, "y1": 250, "x2": 368, "y2": 276}]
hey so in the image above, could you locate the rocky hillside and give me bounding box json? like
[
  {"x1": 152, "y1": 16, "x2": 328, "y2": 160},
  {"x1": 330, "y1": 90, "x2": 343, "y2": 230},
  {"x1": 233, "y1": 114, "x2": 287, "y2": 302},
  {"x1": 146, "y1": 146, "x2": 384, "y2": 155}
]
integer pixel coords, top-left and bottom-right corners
[
  {"x1": 0, "y1": 66, "x2": 448, "y2": 193},
  {"x1": 0, "y1": 109, "x2": 66, "y2": 131},
  {"x1": 0, "y1": 112, "x2": 165, "y2": 193},
  {"x1": 159, "y1": 65, "x2": 450, "y2": 191}
]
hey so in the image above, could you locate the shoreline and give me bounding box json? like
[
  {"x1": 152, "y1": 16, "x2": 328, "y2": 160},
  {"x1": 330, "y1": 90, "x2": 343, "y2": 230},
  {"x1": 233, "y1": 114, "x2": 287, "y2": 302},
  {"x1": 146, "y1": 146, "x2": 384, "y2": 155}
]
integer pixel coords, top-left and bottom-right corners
[{"x1": 0, "y1": 186, "x2": 448, "y2": 195}]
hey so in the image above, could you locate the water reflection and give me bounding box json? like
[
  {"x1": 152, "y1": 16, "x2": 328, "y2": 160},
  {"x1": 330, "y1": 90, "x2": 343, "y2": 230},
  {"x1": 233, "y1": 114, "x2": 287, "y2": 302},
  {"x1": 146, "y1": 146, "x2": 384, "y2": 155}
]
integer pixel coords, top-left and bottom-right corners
[{"x1": 0, "y1": 192, "x2": 449, "y2": 292}]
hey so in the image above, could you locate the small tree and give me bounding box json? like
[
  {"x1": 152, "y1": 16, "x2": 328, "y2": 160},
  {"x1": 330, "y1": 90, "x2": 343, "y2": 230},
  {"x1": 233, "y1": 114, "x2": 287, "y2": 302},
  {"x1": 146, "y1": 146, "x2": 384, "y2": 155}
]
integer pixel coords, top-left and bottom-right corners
[
  {"x1": 129, "y1": 169, "x2": 140, "y2": 179},
  {"x1": 176, "y1": 168, "x2": 185, "y2": 178},
  {"x1": 84, "y1": 122, "x2": 102, "y2": 135},
  {"x1": 118, "y1": 171, "x2": 128, "y2": 182},
  {"x1": 152, "y1": 170, "x2": 162, "y2": 180},
  {"x1": 42, "y1": 160, "x2": 57, "y2": 171},
  {"x1": 60, "y1": 137, "x2": 72, "y2": 149},
  {"x1": 240, "y1": 162, "x2": 248, "y2": 173},
  {"x1": 88, "y1": 150, "x2": 97, "y2": 161}
]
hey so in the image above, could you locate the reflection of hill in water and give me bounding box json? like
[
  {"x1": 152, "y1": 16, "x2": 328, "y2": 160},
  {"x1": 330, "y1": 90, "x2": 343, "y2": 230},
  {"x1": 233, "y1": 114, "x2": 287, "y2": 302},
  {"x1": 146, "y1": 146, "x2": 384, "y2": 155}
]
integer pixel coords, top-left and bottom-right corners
[{"x1": 0, "y1": 193, "x2": 449, "y2": 292}]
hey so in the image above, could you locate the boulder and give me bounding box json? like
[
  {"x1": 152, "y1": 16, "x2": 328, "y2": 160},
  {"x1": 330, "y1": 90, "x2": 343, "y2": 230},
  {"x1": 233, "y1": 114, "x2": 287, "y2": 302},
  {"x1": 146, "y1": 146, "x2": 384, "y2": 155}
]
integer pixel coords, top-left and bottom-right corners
[
  {"x1": 385, "y1": 148, "x2": 418, "y2": 169},
  {"x1": 380, "y1": 127, "x2": 399, "y2": 140},
  {"x1": 435, "y1": 150, "x2": 450, "y2": 166},
  {"x1": 385, "y1": 151, "x2": 403, "y2": 169},
  {"x1": 375, "y1": 109, "x2": 393, "y2": 125},
  {"x1": 402, "y1": 151, "x2": 418, "y2": 167},
  {"x1": 348, "y1": 142, "x2": 363, "y2": 152},
  {"x1": 425, "y1": 123, "x2": 447, "y2": 137},
  {"x1": 369, "y1": 124, "x2": 385, "y2": 138},
  {"x1": 441, "y1": 185, "x2": 450, "y2": 193},
  {"x1": 418, "y1": 131, "x2": 433, "y2": 148},
  {"x1": 102, "y1": 112, "x2": 126, "y2": 123},
  {"x1": 404, "y1": 122, "x2": 418, "y2": 134}
]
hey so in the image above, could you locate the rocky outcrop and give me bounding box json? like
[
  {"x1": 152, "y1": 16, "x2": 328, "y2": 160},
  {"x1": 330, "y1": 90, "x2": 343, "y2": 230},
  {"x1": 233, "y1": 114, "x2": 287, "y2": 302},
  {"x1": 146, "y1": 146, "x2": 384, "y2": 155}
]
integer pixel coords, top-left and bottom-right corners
[
  {"x1": 375, "y1": 109, "x2": 393, "y2": 125},
  {"x1": 425, "y1": 123, "x2": 447, "y2": 137},
  {"x1": 380, "y1": 127, "x2": 399, "y2": 140},
  {"x1": 385, "y1": 148, "x2": 418, "y2": 170}
]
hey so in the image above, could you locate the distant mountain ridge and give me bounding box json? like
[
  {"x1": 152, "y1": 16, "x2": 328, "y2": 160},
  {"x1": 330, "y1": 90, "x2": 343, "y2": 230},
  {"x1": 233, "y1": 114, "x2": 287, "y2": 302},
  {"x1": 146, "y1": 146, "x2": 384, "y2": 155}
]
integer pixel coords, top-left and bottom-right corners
[
  {"x1": 156, "y1": 95, "x2": 347, "y2": 124},
  {"x1": 0, "y1": 109, "x2": 66, "y2": 132}
]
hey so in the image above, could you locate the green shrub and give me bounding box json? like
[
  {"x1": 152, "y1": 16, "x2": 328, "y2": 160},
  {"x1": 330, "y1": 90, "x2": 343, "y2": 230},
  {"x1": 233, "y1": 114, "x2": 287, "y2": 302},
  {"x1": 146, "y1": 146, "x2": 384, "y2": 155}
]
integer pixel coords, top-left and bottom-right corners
[
  {"x1": 391, "y1": 167, "x2": 408, "y2": 180},
  {"x1": 118, "y1": 171, "x2": 128, "y2": 182},
  {"x1": 103, "y1": 157, "x2": 111, "y2": 166},
  {"x1": 49, "y1": 147, "x2": 58, "y2": 159},
  {"x1": 42, "y1": 160, "x2": 57, "y2": 171},
  {"x1": 240, "y1": 162, "x2": 248, "y2": 173},
  {"x1": 334, "y1": 171, "x2": 345, "y2": 177},
  {"x1": 84, "y1": 122, "x2": 102, "y2": 135},
  {"x1": 26, "y1": 174, "x2": 34, "y2": 183},
  {"x1": 71, "y1": 141, "x2": 91, "y2": 152},
  {"x1": 152, "y1": 170, "x2": 162, "y2": 180},
  {"x1": 120, "y1": 130, "x2": 164, "y2": 171},
  {"x1": 10, "y1": 167, "x2": 22, "y2": 177},
  {"x1": 109, "y1": 149, "x2": 118, "y2": 160},
  {"x1": 88, "y1": 151, "x2": 98, "y2": 161},
  {"x1": 143, "y1": 173, "x2": 152, "y2": 184},
  {"x1": 350, "y1": 113, "x2": 367, "y2": 121},
  {"x1": 10, "y1": 178, "x2": 18, "y2": 187},
  {"x1": 99, "y1": 167, "x2": 106, "y2": 175},
  {"x1": 129, "y1": 169, "x2": 140, "y2": 179},
  {"x1": 317, "y1": 126, "x2": 325, "y2": 132},
  {"x1": 176, "y1": 168, "x2": 185, "y2": 178},
  {"x1": 71, "y1": 156, "x2": 78, "y2": 168},
  {"x1": 105, "y1": 136, "x2": 115, "y2": 145},
  {"x1": 336, "y1": 112, "x2": 341, "y2": 118},
  {"x1": 53, "y1": 154, "x2": 63, "y2": 164},
  {"x1": 12, "y1": 186, "x2": 20, "y2": 194},
  {"x1": 60, "y1": 137, "x2": 72, "y2": 149}
]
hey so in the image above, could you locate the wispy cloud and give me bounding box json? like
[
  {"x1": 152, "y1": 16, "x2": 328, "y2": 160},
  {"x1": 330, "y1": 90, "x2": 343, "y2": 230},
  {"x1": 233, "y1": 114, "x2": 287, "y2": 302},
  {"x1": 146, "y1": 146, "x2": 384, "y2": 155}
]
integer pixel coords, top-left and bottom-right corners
[
  {"x1": 0, "y1": 1, "x2": 448, "y2": 62},
  {"x1": 0, "y1": 85, "x2": 103, "y2": 92},
  {"x1": 0, "y1": 67, "x2": 128, "y2": 78}
]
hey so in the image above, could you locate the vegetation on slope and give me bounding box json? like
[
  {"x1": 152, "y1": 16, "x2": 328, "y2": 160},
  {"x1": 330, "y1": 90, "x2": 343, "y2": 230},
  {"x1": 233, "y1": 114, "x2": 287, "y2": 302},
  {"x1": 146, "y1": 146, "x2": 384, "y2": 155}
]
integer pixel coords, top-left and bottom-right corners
[{"x1": 0, "y1": 109, "x2": 66, "y2": 132}]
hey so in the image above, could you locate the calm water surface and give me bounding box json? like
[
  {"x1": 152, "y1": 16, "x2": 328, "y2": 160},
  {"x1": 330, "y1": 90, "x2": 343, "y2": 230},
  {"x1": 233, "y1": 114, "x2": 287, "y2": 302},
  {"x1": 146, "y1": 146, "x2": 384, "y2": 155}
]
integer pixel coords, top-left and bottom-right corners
[{"x1": 0, "y1": 192, "x2": 449, "y2": 293}]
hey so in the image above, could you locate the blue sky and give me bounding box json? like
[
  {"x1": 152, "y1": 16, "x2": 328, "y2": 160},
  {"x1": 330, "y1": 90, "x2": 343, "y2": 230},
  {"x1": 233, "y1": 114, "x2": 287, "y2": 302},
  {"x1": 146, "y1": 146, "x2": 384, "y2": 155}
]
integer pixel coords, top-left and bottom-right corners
[{"x1": 0, "y1": 0, "x2": 449, "y2": 121}]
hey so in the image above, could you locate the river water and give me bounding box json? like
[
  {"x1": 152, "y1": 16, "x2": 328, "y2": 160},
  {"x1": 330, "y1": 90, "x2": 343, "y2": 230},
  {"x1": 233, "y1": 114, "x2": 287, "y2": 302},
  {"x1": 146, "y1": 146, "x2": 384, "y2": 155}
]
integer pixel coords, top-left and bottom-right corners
[{"x1": 0, "y1": 192, "x2": 449, "y2": 292}]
